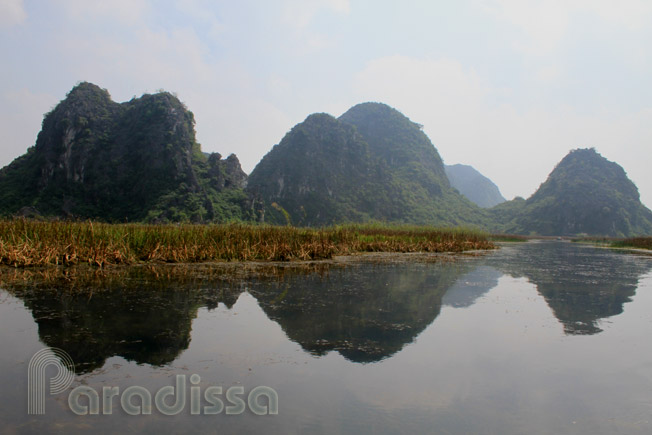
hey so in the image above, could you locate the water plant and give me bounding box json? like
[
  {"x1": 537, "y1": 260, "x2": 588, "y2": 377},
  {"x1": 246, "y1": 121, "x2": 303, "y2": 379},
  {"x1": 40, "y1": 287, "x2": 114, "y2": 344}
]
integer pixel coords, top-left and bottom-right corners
[
  {"x1": 0, "y1": 219, "x2": 494, "y2": 267},
  {"x1": 612, "y1": 237, "x2": 652, "y2": 250}
]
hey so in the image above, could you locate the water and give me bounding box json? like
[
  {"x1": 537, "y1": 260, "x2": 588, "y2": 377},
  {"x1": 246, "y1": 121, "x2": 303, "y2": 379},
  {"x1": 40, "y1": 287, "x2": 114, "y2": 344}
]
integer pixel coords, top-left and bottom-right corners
[{"x1": 1, "y1": 241, "x2": 651, "y2": 434}]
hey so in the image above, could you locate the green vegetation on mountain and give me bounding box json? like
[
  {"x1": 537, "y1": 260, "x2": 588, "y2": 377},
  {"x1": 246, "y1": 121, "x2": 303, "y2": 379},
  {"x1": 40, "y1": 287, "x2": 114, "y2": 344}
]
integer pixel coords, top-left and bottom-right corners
[
  {"x1": 248, "y1": 103, "x2": 487, "y2": 227},
  {"x1": 0, "y1": 82, "x2": 251, "y2": 223},
  {"x1": 445, "y1": 164, "x2": 505, "y2": 208},
  {"x1": 490, "y1": 148, "x2": 652, "y2": 236},
  {"x1": 247, "y1": 113, "x2": 380, "y2": 225},
  {"x1": 488, "y1": 196, "x2": 526, "y2": 228},
  {"x1": 1, "y1": 83, "x2": 650, "y2": 238}
]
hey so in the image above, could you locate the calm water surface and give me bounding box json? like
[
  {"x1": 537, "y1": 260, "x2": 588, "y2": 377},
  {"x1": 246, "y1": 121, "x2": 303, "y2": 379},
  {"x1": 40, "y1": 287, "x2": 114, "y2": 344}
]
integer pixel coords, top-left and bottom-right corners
[{"x1": 1, "y1": 241, "x2": 651, "y2": 434}]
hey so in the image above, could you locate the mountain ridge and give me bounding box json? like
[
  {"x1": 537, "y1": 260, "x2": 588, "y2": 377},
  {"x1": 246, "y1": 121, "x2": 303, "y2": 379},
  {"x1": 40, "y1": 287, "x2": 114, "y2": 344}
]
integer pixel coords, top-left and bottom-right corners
[
  {"x1": 445, "y1": 164, "x2": 506, "y2": 208},
  {"x1": 0, "y1": 82, "x2": 252, "y2": 223},
  {"x1": 491, "y1": 148, "x2": 652, "y2": 236},
  {"x1": 247, "y1": 102, "x2": 488, "y2": 227},
  {"x1": 1, "y1": 83, "x2": 650, "y2": 237}
]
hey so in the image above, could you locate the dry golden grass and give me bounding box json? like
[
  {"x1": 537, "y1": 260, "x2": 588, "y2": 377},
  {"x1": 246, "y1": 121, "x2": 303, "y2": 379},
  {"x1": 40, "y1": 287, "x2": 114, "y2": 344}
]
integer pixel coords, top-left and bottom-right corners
[{"x1": 0, "y1": 219, "x2": 494, "y2": 267}]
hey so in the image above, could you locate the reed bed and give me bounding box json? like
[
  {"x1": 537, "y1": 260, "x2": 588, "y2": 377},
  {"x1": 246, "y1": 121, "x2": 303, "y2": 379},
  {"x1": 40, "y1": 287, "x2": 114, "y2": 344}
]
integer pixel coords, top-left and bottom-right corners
[
  {"x1": 0, "y1": 219, "x2": 494, "y2": 268},
  {"x1": 612, "y1": 237, "x2": 652, "y2": 250}
]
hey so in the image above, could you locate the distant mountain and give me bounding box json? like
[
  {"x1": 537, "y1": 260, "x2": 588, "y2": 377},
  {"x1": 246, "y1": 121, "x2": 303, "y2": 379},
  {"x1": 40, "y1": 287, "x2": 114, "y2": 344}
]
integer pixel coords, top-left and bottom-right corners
[
  {"x1": 0, "y1": 82, "x2": 252, "y2": 222},
  {"x1": 2, "y1": 84, "x2": 650, "y2": 237},
  {"x1": 445, "y1": 164, "x2": 505, "y2": 208},
  {"x1": 491, "y1": 148, "x2": 652, "y2": 236},
  {"x1": 247, "y1": 102, "x2": 486, "y2": 227}
]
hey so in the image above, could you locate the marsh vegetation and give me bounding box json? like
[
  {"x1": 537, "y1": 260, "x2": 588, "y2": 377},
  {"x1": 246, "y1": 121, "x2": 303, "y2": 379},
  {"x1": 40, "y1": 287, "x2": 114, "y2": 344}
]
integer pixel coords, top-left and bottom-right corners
[{"x1": 0, "y1": 219, "x2": 493, "y2": 267}]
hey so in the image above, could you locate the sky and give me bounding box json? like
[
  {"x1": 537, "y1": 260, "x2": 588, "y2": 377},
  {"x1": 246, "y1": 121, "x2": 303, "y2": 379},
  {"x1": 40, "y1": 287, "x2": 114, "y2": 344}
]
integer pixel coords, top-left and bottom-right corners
[{"x1": 1, "y1": 0, "x2": 651, "y2": 207}]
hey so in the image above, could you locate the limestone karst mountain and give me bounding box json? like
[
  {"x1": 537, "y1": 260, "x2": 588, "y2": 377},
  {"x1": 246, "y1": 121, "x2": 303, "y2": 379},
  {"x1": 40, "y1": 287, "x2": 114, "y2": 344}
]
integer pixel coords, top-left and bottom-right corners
[
  {"x1": 491, "y1": 148, "x2": 652, "y2": 236},
  {"x1": 1, "y1": 84, "x2": 650, "y2": 237},
  {"x1": 247, "y1": 102, "x2": 486, "y2": 227},
  {"x1": 0, "y1": 82, "x2": 251, "y2": 222},
  {"x1": 445, "y1": 163, "x2": 506, "y2": 208}
]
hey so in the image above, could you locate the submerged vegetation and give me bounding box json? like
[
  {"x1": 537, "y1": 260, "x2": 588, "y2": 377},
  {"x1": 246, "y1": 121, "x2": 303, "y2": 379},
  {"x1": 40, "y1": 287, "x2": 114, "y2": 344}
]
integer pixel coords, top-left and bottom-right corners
[{"x1": 0, "y1": 219, "x2": 494, "y2": 268}]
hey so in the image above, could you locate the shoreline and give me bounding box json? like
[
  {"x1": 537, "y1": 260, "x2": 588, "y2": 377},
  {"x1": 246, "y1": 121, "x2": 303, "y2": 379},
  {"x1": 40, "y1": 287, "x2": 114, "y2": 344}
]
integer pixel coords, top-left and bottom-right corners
[
  {"x1": 0, "y1": 219, "x2": 495, "y2": 268},
  {"x1": 0, "y1": 249, "x2": 492, "y2": 292}
]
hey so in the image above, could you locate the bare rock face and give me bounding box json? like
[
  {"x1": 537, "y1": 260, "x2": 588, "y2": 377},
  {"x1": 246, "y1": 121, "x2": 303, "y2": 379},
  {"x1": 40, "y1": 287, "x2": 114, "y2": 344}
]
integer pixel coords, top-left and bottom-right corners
[
  {"x1": 0, "y1": 82, "x2": 252, "y2": 223},
  {"x1": 224, "y1": 154, "x2": 248, "y2": 189},
  {"x1": 207, "y1": 153, "x2": 247, "y2": 190}
]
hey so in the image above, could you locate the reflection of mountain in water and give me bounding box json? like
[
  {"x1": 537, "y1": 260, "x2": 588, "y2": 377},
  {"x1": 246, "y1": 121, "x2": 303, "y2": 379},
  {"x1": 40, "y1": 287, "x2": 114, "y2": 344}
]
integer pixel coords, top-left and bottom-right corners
[
  {"x1": 249, "y1": 261, "x2": 472, "y2": 363},
  {"x1": 3, "y1": 262, "x2": 477, "y2": 368},
  {"x1": 3, "y1": 241, "x2": 649, "y2": 372},
  {"x1": 442, "y1": 266, "x2": 502, "y2": 308},
  {"x1": 486, "y1": 241, "x2": 652, "y2": 335},
  {"x1": 2, "y1": 267, "x2": 244, "y2": 372}
]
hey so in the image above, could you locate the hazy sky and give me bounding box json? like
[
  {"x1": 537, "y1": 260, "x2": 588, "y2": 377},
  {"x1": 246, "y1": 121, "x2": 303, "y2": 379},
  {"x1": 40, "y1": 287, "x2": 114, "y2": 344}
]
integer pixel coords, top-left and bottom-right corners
[{"x1": 2, "y1": 0, "x2": 651, "y2": 207}]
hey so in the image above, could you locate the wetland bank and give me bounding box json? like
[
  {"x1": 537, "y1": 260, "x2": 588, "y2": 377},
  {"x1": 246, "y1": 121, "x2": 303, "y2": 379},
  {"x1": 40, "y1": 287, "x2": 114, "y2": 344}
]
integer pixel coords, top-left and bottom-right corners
[
  {"x1": 0, "y1": 219, "x2": 493, "y2": 267},
  {"x1": 1, "y1": 235, "x2": 652, "y2": 434}
]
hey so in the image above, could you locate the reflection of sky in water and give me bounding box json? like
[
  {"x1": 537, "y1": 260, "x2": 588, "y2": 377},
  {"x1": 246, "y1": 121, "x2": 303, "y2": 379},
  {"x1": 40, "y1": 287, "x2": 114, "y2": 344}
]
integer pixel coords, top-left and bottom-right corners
[{"x1": 1, "y1": 241, "x2": 651, "y2": 434}]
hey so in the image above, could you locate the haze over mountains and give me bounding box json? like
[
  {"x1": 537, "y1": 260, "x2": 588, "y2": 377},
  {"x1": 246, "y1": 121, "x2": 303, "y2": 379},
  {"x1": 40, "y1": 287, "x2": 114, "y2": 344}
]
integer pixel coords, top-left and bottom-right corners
[
  {"x1": 1, "y1": 83, "x2": 651, "y2": 237},
  {"x1": 248, "y1": 102, "x2": 484, "y2": 227},
  {"x1": 445, "y1": 164, "x2": 506, "y2": 208},
  {"x1": 491, "y1": 148, "x2": 652, "y2": 236}
]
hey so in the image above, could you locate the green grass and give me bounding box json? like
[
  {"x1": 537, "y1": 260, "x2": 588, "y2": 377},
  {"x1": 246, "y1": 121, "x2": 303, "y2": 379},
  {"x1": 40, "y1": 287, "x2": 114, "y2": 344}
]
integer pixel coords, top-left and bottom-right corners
[
  {"x1": 570, "y1": 236, "x2": 652, "y2": 251},
  {"x1": 0, "y1": 219, "x2": 494, "y2": 267},
  {"x1": 611, "y1": 237, "x2": 652, "y2": 250}
]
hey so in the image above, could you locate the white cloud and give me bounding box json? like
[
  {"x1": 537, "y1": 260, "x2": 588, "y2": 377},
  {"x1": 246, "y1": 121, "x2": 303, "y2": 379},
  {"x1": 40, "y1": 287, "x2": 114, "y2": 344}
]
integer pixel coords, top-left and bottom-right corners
[
  {"x1": 325, "y1": 0, "x2": 350, "y2": 14},
  {"x1": 484, "y1": 0, "x2": 652, "y2": 55},
  {"x1": 191, "y1": 95, "x2": 293, "y2": 173},
  {"x1": 282, "y1": 0, "x2": 350, "y2": 28},
  {"x1": 267, "y1": 75, "x2": 293, "y2": 99},
  {"x1": 355, "y1": 56, "x2": 490, "y2": 114},
  {"x1": 38, "y1": 16, "x2": 292, "y2": 174},
  {"x1": 0, "y1": 0, "x2": 26, "y2": 28},
  {"x1": 173, "y1": 0, "x2": 225, "y2": 41},
  {"x1": 0, "y1": 88, "x2": 58, "y2": 164},
  {"x1": 577, "y1": 0, "x2": 652, "y2": 31},
  {"x1": 279, "y1": 0, "x2": 350, "y2": 54},
  {"x1": 533, "y1": 65, "x2": 562, "y2": 83},
  {"x1": 3, "y1": 0, "x2": 651, "y2": 208},
  {"x1": 353, "y1": 55, "x2": 652, "y2": 208},
  {"x1": 483, "y1": 0, "x2": 570, "y2": 54},
  {"x1": 59, "y1": 0, "x2": 150, "y2": 25}
]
